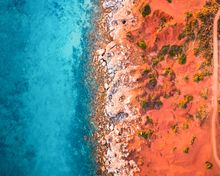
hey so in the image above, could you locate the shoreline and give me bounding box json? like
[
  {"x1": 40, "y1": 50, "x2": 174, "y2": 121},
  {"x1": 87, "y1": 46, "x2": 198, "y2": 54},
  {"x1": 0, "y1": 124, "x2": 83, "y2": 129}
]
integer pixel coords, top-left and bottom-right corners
[{"x1": 91, "y1": 0, "x2": 140, "y2": 175}]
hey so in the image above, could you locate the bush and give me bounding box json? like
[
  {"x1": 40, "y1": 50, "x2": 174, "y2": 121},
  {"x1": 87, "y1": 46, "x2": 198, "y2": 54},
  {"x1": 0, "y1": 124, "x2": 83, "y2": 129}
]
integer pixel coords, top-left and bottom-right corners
[
  {"x1": 195, "y1": 105, "x2": 208, "y2": 124},
  {"x1": 137, "y1": 40, "x2": 147, "y2": 49},
  {"x1": 142, "y1": 68, "x2": 151, "y2": 76},
  {"x1": 138, "y1": 129, "x2": 154, "y2": 140},
  {"x1": 205, "y1": 161, "x2": 213, "y2": 169},
  {"x1": 148, "y1": 77, "x2": 157, "y2": 89},
  {"x1": 171, "y1": 124, "x2": 178, "y2": 133},
  {"x1": 151, "y1": 57, "x2": 162, "y2": 66},
  {"x1": 164, "y1": 67, "x2": 175, "y2": 80},
  {"x1": 145, "y1": 116, "x2": 153, "y2": 125},
  {"x1": 141, "y1": 101, "x2": 149, "y2": 109},
  {"x1": 141, "y1": 4, "x2": 151, "y2": 17},
  {"x1": 191, "y1": 136, "x2": 196, "y2": 145},
  {"x1": 183, "y1": 147, "x2": 189, "y2": 153},
  {"x1": 158, "y1": 45, "x2": 170, "y2": 59},
  {"x1": 178, "y1": 54, "x2": 187, "y2": 64},
  {"x1": 193, "y1": 73, "x2": 204, "y2": 82},
  {"x1": 169, "y1": 45, "x2": 183, "y2": 57},
  {"x1": 178, "y1": 32, "x2": 186, "y2": 40},
  {"x1": 179, "y1": 95, "x2": 193, "y2": 109},
  {"x1": 154, "y1": 99, "x2": 163, "y2": 109}
]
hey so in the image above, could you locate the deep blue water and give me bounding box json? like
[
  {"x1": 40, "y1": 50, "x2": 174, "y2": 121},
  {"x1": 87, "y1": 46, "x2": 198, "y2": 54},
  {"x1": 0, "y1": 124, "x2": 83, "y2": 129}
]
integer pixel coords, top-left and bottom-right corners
[{"x1": 0, "y1": 0, "x2": 97, "y2": 175}]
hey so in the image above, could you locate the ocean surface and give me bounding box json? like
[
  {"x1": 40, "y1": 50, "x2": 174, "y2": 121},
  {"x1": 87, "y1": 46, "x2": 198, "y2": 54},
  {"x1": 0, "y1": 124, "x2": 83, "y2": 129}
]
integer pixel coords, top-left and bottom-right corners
[{"x1": 0, "y1": 0, "x2": 97, "y2": 175}]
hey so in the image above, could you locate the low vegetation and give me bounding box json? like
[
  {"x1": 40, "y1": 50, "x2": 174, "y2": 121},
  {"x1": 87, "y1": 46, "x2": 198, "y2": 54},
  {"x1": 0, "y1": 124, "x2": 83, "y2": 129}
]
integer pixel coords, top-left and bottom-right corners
[
  {"x1": 171, "y1": 124, "x2": 178, "y2": 133},
  {"x1": 138, "y1": 129, "x2": 154, "y2": 140},
  {"x1": 205, "y1": 161, "x2": 213, "y2": 169},
  {"x1": 195, "y1": 105, "x2": 208, "y2": 124},
  {"x1": 141, "y1": 101, "x2": 149, "y2": 109},
  {"x1": 137, "y1": 40, "x2": 147, "y2": 49},
  {"x1": 178, "y1": 95, "x2": 193, "y2": 109},
  {"x1": 191, "y1": 136, "x2": 196, "y2": 145},
  {"x1": 200, "y1": 88, "x2": 208, "y2": 100},
  {"x1": 169, "y1": 45, "x2": 183, "y2": 58},
  {"x1": 178, "y1": 54, "x2": 187, "y2": 64},
  {"x1": 183, "y1": 147, "x2": 189, "y2": 154},
  {"x1": 141, "y1": 4, "x2": 151, "y2": 17},
  {"x1": 145, "y1": 116, "x2": 153, "y2": 125},
  {"x1": 163, "y1": 67, "x2": 175, "y2": 80}
]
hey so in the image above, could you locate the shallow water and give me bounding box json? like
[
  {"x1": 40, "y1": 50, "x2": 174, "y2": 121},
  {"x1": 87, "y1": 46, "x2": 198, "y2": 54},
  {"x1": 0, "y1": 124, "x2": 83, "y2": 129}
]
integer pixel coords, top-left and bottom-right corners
[{"x1": 0, "y1": 0, "x2": 97, "y2": 175}]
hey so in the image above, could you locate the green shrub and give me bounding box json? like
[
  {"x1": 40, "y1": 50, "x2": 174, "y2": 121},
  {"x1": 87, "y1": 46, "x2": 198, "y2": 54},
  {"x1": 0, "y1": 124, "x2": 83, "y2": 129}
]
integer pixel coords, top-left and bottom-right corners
[
  {"x1": 151, "y1": 57, "x2": 161, "y2": 66},
  {"x1": 193, "y1": 47, "x2": 200, "y2": 56},
  {"x1": 178, "y1": 32, "x2": 186, "y2": 40},
  {"x1": 171, "y1": 124, "x2": 178, "y2": 133},
  {"x1": 154, "y1": 99, "x2": 163, "y2": 109},
  {"x1": 137, "y1": 40, "x2": 147, "y2": 49},
  {"x1": 141, "y1": 4, "x2": 151, "y2": 17},
  {"x1": 179, "y1": 95, "x2": 193, "y2": 109},
  {"x1": 158, "y1": 45, "x2": 170, "y2": 59},
  {"x1": 138, "y1": 129, "x2": 154, "y2": 140},
  {"x1": 145, "y1": 116, "x2": 153, "y2": 125},
  {"x1": 183, "y1": 147, "x2": 189, "y2": 153},
  {"x1": 195, "y1": 106, "x2": 208, "y2": 123},
  {"x1": 169, "y1": 45, "x2": 183, "y2": 57},
  {"x1": 193, "y1": 73, "x2": 204, "y2": 82},
  {"x1": 141, "y1": 101, "x2": 149, "y2": 109},
  {"x1": 205, "y1": 161, "x2": 213, "y2": 169},
  {"x1": 148, "y1": 77, "x2": 157, "y2": 89},
  {"x1": 191, "y1": 136, "x2": 196, "y2": 145},
  {"x1": 182, "y1": 122, "x2": 189, "y2": 129},
  {"x1": 178, "y1": 54, "x2": 187, "y2": 64},
  {"x1": 200, "y1": 88, "x2": 208, "y2": 100}
]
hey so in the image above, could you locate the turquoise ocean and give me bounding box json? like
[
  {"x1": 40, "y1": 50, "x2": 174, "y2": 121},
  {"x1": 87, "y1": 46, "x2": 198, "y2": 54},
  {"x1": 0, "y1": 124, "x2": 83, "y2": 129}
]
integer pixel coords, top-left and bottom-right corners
[{"x1": 0, "y1": 0, "x2": 98, "y2": 175}]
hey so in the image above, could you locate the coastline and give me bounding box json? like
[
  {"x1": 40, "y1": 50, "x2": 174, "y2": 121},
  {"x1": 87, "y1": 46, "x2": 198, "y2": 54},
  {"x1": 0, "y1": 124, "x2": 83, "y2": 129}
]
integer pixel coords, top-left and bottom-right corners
[{"x1": 92, "y1": 0, "x2": 140, "y2": 175}]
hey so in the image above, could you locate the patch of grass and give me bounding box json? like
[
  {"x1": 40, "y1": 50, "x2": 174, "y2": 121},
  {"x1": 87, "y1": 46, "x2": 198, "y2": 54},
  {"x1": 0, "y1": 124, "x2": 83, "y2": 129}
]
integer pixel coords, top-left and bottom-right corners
[
  {"x1": 158, "y1": 16, "x2": 167, "y2": 30},
  {"x1": 141, "y1": 101, "x2": 149, "y2": 109},
  {"x1": 178, "y1": 54, "x2": 187, "y2": 64},
  {"x1": 195, "y1": 105, "x2": 208, "y2": 124},
  {"x1": 158, "y1": 45, "x2": 170, "y2": 59},
  {"x1": 142, "y1": 68, "x2": 151, "y2": 76},
  {"x1": 147, "y1": 77, "x2": 157, "y2": 89},
  {"x1": 145, "y1": 116, "x2": 153, "y2": 125},
  {"x1": 193, "y1": 72, "x2": 204, "y2": 82},
  {"x1": 151, "y1": 57, "x2": 162, "y2": 66},
  {"x1": 183, "y1": 147, "x2": 189, "y2": 153},
  {"x1": 138, "y1": 129, "x2": 154, "y2": 140},
  {"x1": 171, "y1": 124, "x2": 178, "y2": 133},
  {"x1": 137, "y1": 40, "x2": 147, "y2": 49},
  {"x1": 205, "y1": 161, "x2": 213, "y2": 169},
  {"x1": 169, "y1": 45, "x2": 183, "y2": 58},
  {"x1": 178, "y1": 32, "x2": 186, "y2": 40},
  {"x1": 179, "y1": 95, "x2": 193, "y2": 109},
  {"x1": 200, "y1": 88, "x2": 208, "y2": 100},
  {"x1": 154, "y1": 99, "x2": 163, "y2": 109},
  {"x1": 193, "y1": 47, "x2": 200, "y2": 56},
  {"x1": 141, "y1": 4, "x2": 151, "y2": 17},
  {"x1": 191, "y1": 136, "x2": 196, "y2": 145},
  {"x1": 182, "y1": 122, "x2": 189, "y2": 129},
  {"x1": 163, "y1": 67, "x2": 175, "y2": 80}
]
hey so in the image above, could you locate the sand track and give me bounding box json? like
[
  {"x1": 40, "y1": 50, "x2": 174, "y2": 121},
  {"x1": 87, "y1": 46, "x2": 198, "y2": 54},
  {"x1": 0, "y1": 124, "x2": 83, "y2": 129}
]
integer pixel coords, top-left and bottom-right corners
[{"x1": 212, "y1": 9, "x2": 220, "y2": 168}]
